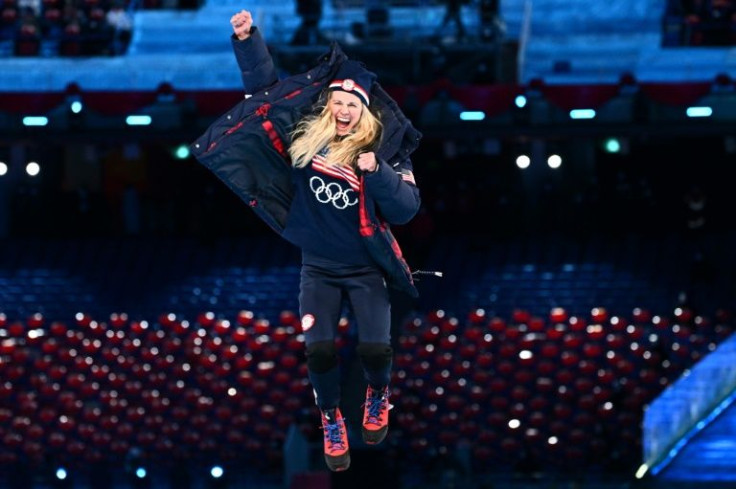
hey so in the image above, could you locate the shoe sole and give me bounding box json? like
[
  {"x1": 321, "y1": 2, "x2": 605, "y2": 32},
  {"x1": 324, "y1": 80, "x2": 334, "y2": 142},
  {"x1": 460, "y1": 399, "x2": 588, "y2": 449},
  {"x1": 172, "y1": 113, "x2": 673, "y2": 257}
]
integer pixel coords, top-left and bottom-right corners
[
  {"x1": 362, "y1": 425, "x2": 388, "y2": 445},
  {"x1": 325, "y1": 452, "x2": 351, "y2": 471}
]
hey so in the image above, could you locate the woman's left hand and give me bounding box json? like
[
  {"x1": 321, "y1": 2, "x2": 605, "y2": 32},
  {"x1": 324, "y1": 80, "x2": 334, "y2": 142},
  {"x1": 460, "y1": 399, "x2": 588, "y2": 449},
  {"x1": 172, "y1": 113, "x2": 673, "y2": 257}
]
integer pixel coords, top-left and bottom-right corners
[{"x1": 357, "y1": 152, "x2": 378, "y2": 173}]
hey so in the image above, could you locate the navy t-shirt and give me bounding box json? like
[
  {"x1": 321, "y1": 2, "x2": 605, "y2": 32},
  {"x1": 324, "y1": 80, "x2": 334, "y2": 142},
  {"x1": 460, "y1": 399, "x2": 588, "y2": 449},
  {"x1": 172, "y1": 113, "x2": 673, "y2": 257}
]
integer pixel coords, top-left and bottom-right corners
[{"x1": 282, "y1": 148, "x2": 376, "y2": 266}]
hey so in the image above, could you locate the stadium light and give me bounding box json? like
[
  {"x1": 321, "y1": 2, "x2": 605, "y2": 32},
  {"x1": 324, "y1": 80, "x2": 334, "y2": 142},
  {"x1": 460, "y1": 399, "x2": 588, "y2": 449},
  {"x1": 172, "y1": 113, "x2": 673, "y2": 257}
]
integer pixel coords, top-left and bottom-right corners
[
  {"x1": 175, "y1": 145, "x2": 190, "y2": 159},
  {"x1": 686, "y1": 106, "x2": 712, "y2": 118},
  {"x1": 515, "y1": 155, "x2": 530, "y2": 169},
  {"x1": 547, "y1": 154, "x2": 562, "y2": 169},
  {"x1": 26, "y1": 161, "x2": 40, "y2": 177},
  {"x1": 51, "y1": 466, "x2": 74, "y2": 489},
  {"x1": 23, "y1": 116, "x2": 49, "y2": 127},
  {"x1": 604, "y1": 138, "x2": 621, "y2": 153},
  {"x1": 459, "y1": 111, "x2": 486, "y2": 121},
  {"x1": 569, "y1": 109, "x2": 596, "y2": 120},
  {"x1": 126, "y1": 115, "x2": 152, "y2": 126},
  {"x1": 0, "y1": 161, "x2": 7, "y2": 176}
]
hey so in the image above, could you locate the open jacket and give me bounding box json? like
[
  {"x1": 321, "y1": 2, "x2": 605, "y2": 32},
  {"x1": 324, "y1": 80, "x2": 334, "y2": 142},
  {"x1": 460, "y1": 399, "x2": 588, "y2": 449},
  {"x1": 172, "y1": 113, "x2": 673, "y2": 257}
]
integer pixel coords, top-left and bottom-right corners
[{"x1": 190, "y1": 28, "x2": 422, "y2": 297}]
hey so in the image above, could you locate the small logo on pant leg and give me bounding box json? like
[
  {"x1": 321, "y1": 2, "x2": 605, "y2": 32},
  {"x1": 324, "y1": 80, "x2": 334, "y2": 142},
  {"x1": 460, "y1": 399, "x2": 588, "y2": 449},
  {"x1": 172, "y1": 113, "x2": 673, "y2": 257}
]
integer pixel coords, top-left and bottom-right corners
[{"x1": 301, "y1": 314, "x2": 315, "y2": 332}]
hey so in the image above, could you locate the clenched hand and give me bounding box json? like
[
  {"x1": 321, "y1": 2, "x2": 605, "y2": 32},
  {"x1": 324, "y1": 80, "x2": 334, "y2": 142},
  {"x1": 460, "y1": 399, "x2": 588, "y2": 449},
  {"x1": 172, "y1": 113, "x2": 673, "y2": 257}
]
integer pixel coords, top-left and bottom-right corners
[{"x1": 230, "y1": 10, "x2": 252, "y2": 40}]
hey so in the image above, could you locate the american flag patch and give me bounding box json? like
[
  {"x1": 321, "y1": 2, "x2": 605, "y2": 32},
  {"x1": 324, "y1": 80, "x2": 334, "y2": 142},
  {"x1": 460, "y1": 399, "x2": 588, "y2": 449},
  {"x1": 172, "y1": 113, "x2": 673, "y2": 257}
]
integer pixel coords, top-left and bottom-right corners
[
  {"x1": 399, "y1": 170, "x2": 416, "y2": 185},
  {"x1": 312, "y1": 154, "x2": 360, "y2": 191}
]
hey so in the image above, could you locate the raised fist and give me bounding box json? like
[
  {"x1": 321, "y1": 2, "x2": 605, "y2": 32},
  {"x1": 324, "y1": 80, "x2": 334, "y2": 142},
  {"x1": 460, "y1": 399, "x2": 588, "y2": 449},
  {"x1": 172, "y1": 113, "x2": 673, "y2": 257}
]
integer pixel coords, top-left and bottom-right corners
[
  {"x1": 357, "y1": 152, "x2": 378, "y2": 173},
  {"x1": 230, "y1": 10, "x2": 252, "y2": 41}
]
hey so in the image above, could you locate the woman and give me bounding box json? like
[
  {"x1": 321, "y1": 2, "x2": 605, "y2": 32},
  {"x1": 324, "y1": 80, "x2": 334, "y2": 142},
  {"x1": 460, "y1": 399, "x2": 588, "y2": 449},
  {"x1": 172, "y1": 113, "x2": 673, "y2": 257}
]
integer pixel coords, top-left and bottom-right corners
[{"x1": 193, "y1": 9, "x2": 422, "y2": 472}]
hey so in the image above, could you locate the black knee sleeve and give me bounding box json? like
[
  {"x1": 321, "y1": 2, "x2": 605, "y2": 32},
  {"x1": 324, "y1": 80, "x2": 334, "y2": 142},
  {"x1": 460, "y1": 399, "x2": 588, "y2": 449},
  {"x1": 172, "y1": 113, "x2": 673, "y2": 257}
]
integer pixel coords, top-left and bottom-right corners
[
  {"x1": 357, "y1": 342, "x2": 393, "y2": 370},
  {"x1": 305, "y1": 340, "x2": 338, "y2": 374}
]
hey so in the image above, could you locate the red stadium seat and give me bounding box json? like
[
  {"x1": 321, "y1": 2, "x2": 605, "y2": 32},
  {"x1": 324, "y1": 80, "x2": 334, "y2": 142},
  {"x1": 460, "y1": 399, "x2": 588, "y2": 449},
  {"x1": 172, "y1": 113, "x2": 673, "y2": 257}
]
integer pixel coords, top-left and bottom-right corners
[
  {"x1": 590, "y1": 307, "x2": 608, "y2": 323},
  {"x1": 674, "y1": 306, "x2": 693, "y2": 323},
  {"x1": 549, "y1": 307, "x2": 568, "y2": 323},
  {"x1": 547, "y1": 322, "x2": 566, "y2": 340},
  {"x1": 488, "y1": 316, "x2": 507, "y2": 333},
  {"x1": 14, "y1": 29, "x2": 40, "y2": 56},
  {"x1": 511, "y1": 308, "x2": 531, "y2": 324},
  {"x1": 466, "y1": 308, "x2": 486, "y2": 325},
  {"x1": 568, "y1": 316, "x2": 587, "y2": 332},
  {"x1": 425, "y1": 309, "x2": 446, "y2": 325},
  {"x1": 632, "y1": 307, "x2": 651, "y2": 323},
  {"x1": 540, "y1": 341, "x2": 560, "y2": 358},
  {"x1": 528, "y1": 316, "x2": 546, "y2": 332},
  {"x1": 1, "y1": 7, "x2": 16, "y2": 28}
]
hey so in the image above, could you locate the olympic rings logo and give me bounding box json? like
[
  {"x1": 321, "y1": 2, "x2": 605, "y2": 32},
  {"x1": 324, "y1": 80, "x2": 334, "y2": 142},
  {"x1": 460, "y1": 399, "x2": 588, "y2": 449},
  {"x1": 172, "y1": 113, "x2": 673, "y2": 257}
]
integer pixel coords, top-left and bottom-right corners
[{"x1": 309, "y1": 176, "x2": 358, "y2": 209}]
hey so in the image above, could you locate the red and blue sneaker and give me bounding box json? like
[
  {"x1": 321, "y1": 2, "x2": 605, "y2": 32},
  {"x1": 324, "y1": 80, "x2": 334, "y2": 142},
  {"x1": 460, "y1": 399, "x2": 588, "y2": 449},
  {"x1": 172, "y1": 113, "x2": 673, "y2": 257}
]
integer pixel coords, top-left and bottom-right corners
[
  {"x1": 362, "y1": 386, "x2": 392, "y2": 445},
  {"x1": 321, "y1": 407, "x2": 350, "y2": 471}
]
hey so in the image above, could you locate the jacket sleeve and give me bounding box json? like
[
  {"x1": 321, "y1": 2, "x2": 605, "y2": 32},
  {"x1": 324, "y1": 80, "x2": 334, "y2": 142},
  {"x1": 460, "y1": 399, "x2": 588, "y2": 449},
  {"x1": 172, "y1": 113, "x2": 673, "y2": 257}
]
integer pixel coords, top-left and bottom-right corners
[
  {"x1": 363, "y1": 157, "x2": 421, "y2": 225},
  {"x1": 231, "y1": 27, "x2": 279, "y2": 95}
]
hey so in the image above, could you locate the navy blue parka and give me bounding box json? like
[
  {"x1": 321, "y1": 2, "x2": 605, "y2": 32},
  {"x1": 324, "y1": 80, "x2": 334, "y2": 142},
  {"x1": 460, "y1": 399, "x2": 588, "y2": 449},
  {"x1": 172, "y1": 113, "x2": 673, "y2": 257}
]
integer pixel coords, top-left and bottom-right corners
[{"x1": 190, "y1": 28, "x2": 423, "y2": 297}]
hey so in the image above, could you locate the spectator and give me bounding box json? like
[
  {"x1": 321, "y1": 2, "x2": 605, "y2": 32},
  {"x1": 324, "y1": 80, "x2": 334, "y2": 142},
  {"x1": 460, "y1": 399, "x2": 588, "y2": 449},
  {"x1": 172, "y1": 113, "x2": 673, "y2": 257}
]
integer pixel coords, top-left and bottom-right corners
[
  {"x1": 663, "y1": 0, "x2": 687, "y2": 45},
  {"x1": 17, "y1": 0, "x2": 41, "y2": 17},
  {"x1": 479, "y1": 0, "x2": 503, "y2": 42},
  {"x1": 708, "y1": 0, "x2": 735, "y2": 44},
  {"x1": 14, "y1": 6, "x2": 41, "y2": 56},
  {"x1": 436, "y1": 0, "x2": 467, "y2": 42},
  {"x1": 62, "y1": 2, "x2": 87, "y2": 31},
  {"x1": 106, "y1": 0, "x2": 133, "y2": 54},
  {"x1": 41, "y1": 6, "x2": 63, "y2": 40},
  {"x1": 82, "y1": 6, "x2": 113, "y2": 56},
  {"x1": 59, "y1": 21, "x2": 83, "y2": 56},
  {"x1": 291, "y1": 0, "x2": 326, "y2": 45},
  {"x1": 17, "y1": 4, "x2": 39, "y2": 29}
]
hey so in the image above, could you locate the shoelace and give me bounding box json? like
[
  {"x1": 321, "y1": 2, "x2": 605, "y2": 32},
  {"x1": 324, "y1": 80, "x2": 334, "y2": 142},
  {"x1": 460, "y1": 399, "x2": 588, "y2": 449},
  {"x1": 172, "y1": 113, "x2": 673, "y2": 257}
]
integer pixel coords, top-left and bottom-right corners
[
  {"x1": 324, "y1": 420, "x2": 346, "y2": 449},
  {"x1": 365, "y1": 394, "x2": 388, "y2": 425}
]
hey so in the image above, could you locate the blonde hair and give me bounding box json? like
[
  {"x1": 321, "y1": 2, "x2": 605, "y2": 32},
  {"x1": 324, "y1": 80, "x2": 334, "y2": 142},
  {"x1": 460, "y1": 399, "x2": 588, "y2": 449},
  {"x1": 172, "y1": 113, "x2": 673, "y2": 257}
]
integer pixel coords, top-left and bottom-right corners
[{"x1": 288, "y1": 92, "x2": 382, "y2": 169}]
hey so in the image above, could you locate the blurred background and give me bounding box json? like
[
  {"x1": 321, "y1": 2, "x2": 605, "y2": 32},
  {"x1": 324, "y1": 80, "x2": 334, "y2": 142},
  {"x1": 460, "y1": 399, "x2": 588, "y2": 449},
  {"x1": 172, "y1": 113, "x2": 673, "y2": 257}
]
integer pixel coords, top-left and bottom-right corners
[{"x1": 1, "y1": 0, "x2": 735, "y2": 488}]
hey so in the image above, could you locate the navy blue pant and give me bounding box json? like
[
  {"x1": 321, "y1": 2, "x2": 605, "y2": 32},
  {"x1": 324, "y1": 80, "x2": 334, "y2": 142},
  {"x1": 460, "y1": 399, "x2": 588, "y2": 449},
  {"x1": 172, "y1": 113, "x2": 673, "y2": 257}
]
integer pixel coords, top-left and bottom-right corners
[{"x1": 299, "y1": 255, "x2": 392, "y2": 410}]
